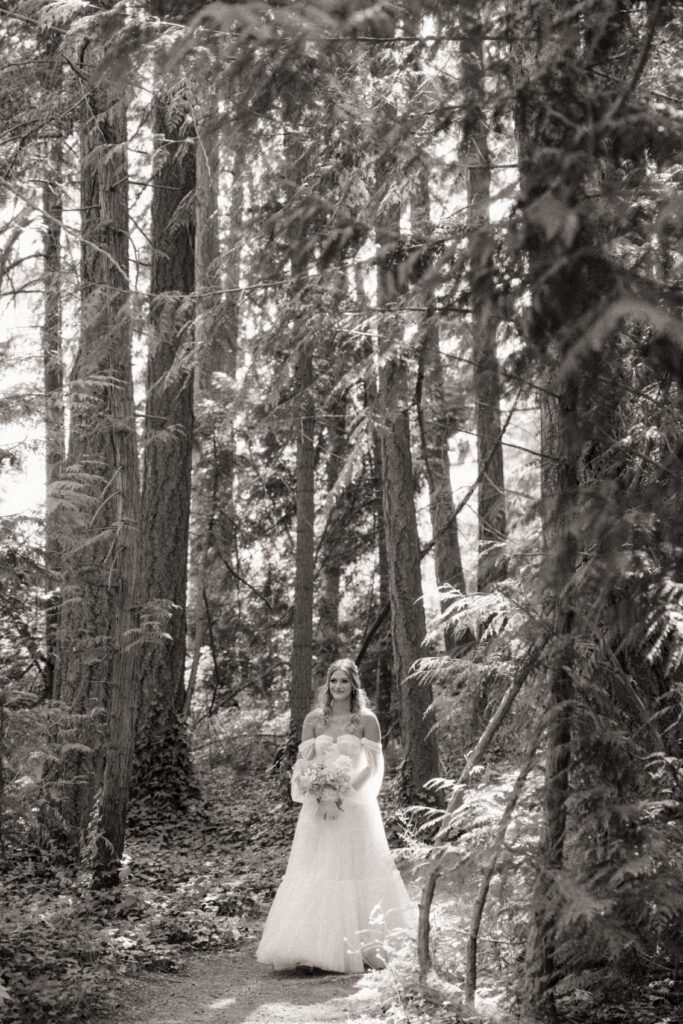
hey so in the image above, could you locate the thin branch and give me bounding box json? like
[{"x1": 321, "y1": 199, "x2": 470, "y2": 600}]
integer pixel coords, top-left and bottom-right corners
[
  {"x1": 464, "y1": 713, "x2": 546, "y2": 1004},
  {"x1": 0, "y1": 4, "x2": 67, "y2": 34},
  {"x1": 1, "y1": 178, "x2": 128, "y2": 283}
]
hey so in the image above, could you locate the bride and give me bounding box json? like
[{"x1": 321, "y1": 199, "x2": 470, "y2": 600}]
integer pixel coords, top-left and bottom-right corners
[{"x1": 256, "y1": 658, "x2": 414, "y2": 973}]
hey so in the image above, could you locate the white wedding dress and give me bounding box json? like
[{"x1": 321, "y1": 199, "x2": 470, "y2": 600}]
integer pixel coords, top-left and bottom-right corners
[{"x1": 256, "y1": 733, "x2": 415, "y2": 973}]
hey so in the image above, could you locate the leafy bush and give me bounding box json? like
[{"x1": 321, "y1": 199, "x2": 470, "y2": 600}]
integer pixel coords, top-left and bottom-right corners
[{"x1": 0, "y1": 896, "x2": 117, "y2": 1024}]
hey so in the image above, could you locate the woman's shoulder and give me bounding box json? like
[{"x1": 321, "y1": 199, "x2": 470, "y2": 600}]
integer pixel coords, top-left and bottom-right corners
[
  {"x1": 359, "y1": 708, "x2": 380, "y2": 741},
  {"x1": 301, "y1": 707, "x2": 324, "y2": 741}
]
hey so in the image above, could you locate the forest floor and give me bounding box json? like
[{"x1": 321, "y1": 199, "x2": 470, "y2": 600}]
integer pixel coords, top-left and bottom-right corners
[
  {"x1": 4, "y1": 760, "x2": 680, "y2": 1024},
  {"x1": 109, "y1": 918, "x2": 405, "y2": 1024},
  {"x1": 102, "y1": 763, "x2": 433, "y2": 1024},
  {"x1": 100, "y1": 761, "x2": 683, "y2": 1024}
]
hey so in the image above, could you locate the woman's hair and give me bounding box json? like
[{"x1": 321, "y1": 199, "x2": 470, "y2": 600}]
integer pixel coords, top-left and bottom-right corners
[{"x1": 316, "y1": 658, "x2": 370, "y2": 725}]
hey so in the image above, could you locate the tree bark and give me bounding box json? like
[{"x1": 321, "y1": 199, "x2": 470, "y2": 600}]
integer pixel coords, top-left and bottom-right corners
[
  {"x1": 42, "y1": 133, "x2": 65, "y2": 702},
  {"x1": 458, "y1": 0, "x2": 507, "y2": 592},
  {"x1": 365, "y1": 370, "x2": 395, "y2": 739},
  {"x1": 375, "y1": 104, "x2": 440, "y2": 799},
  {"x1": 539, "y1": 392, "x2": 560, "y2": 549},
  {"x1": 379, "y1": 358, "x2": 440, "y2": 798},
  {"x1": 192, "y1": 97, "x2": 244, "y2": 709},
  {"x1": 412, "y1": 166, "x2": 467, "y2": 655},
  {"x1": 132, "y1": 74, "x2": 197, "y2": 808},
  {"x1": 357, "y1": 264, "x2": 395, "y2": 737},
  {"x1": 289, "y1": 340, "x2": 315, "y2": 743},
  {"x1": 55, "y1": 13, "x2": 141, "y2": 861},
  {"x1": 195, "y1": 86, "x2": 223, "y2": 392},
  {"x1": 524, "y1": 382, "x2": 578, "y2": 1020},
  {"x1": 285, "y1": 111, "x2": 316, "y2": 750},
  {"x1": 374, "y1": 438, "x2": 394, "y2": 738},
  {"x1": 94, "y1": 373, "x2": 142, "y2": 887},
  {"x1": 317, "y1": 390, "x2": 346, "y2": 669},
  {"x1": 512, "y1": 9, "x2": 586, "y2": 1014}
]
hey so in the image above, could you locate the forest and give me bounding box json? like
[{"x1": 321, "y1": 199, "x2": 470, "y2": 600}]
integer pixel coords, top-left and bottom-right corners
[{"x1": 0, "y1": 0, "x2": 682, "y2": 1022}]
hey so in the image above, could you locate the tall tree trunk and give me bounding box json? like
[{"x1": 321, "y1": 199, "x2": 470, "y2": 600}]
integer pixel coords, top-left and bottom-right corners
[
  {"x1": 289, "y1": 340, "x2": 315, "y2": 744},
  {"x1": 317, "y1": 390, "x2": 346, "y2": 668},
  {"x1": 518, "y1": 1, "x2": 658, "y2": 1005},
  {"x1": 412, "y1": 165, "x2": 467, "y2": 653},
  {"x1": 375, "y1": 95, "x2": 440, "y2": 800},
  {"x1": 214, "y1": 143, "x2": 244, "y2": 699},
  {"x1": 132, "y1": 71, "x2": 197, "y2": 808},
  {"x1": 458, "y1": 0, "x2": 507, "y2": 592},
  {"x1": 286, "y1": 115, "x2": 316, "y2": 751},
  {"x1": 539, "y1": 392, "x2": 560, "y2": 549},
  {"x1": 372, "y1": 413, "x2": 394, "y2": 738},
  {"x1": 188, "y1": 83, "x2": 222, "y2": 717},
  {"x1": 316, "y1": 266, "x2": 352, "y2": 673},
  {"x1": 94, "y1": 368, "x2": 143, "y2": 888},
  {"x1": 524, "y1": 378, "x2": 578, "y2": 1020},
  {"x1": 55, "y1": 14, "x2": 140, "y2": 860},
  {"x1": 42, "y1": 133, "x2": 64, "y2": 702},
  {"x1": 513, "y1": 7, "x2": 589, "y2": 1014},
  {"x1": 223, "y1": 144, "x2": 243, "y2": 369},
  {"x1": 358, "y1": 265, "x2": 395, "y2": 737},
  {"x1": 192, "y1": 97, "x2": 244, "y2": 708},
  {"x1": 195, "y1": 87, "x2": 222, "y2": 392}
]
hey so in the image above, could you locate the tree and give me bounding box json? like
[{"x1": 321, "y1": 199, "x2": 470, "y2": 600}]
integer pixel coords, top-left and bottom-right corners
[
  {"x1": 286, "y1": 109, "x2": 316, "y2": 752},
  {"x1": 317, "y1": 384, "x2": 347, "y2": 668},
  {"x1": 374, "y1": 75, "x2": 440, "y2": 800},
  {"x1": 511, "y1": 0, "x2": 674, "y2": 1012},
  {"x1": 55, "y1": 5, "x2": 141, "y2": 867},
  {"x1": 458, "y1": 0, "x2": 507, "y2": 592},
  {"x1": 413, "y1": 165, "x2": 468, "y2": 653},
  {"x1": 190, "y1": 80, "x2": 245, "y2": 713},
  {"x1": 369, "y1": 379, "x2": 395, "y2": 737},
  {"x1": 132, "y1": 23, "x2": 197, "y2": 808},
  {"x1": 41, "y1": 52, "x2": 65, "y2": 701}
]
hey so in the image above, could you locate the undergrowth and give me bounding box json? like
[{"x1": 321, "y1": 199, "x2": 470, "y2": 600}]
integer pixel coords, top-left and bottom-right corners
[
  {"x1": 2, "y1": 741, "x2": 681, "y2": 1024},
  {"x1": 0, "y1": 764, "x2": 293, "y2": 1024}
]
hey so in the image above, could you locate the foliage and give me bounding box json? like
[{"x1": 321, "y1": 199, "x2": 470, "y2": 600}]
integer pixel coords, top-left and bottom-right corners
[
  {"x1": 0, "y1": 0, "x2": 682, "y2": 1020},
  {"x1": 0, "y1": 756, "x2": 293, "y2": 1023}
]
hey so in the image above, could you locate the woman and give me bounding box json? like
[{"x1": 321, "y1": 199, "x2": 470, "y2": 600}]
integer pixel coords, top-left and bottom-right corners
[{"x1": 256, "y1": 658, "x2": 414, "y2": 974}]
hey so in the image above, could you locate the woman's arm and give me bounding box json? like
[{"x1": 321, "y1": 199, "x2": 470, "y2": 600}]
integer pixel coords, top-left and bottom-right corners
[
  {"x1": 291, "y1": 710, "x2": 320, "y2": 802},
  {"x1": 361, "y1": 710, "x2": 381, "y2": 744},
  {"x1": 301, "y1": 709, "x2": 320, "y2": 742},
  {"x1": 351, "y1": 711, "x2": 382, "y2": 792}
]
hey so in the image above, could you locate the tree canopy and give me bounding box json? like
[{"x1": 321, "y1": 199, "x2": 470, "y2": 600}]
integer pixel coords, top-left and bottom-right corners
[{"x1": 0, "y1": 1, "x2": 682, "y2": 1022}]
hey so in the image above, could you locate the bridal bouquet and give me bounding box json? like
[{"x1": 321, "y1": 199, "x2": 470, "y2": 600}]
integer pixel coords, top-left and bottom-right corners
[{"x1": 296, "y1": 755, "x2": 353, "y2": 813}]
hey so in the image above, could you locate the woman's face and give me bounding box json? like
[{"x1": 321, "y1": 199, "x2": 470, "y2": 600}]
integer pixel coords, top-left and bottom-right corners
[{"x1": 328, "y1": 668, "x2": 353, "y2": 701}]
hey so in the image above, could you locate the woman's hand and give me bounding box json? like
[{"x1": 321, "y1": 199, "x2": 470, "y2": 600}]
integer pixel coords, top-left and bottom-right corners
[{"x1": 317, "y1": 798, "x2": 342, "y2": 820}]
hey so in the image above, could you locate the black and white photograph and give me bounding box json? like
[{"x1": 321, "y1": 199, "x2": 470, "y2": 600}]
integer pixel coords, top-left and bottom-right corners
[{"x1": 0, "y1": 1, "x2": 681, "y2": 1023}]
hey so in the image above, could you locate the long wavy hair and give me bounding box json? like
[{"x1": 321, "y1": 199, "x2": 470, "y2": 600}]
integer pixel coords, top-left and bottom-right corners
[{"x1": 316, "y1": 658, "x2": 370, "y2": 726}]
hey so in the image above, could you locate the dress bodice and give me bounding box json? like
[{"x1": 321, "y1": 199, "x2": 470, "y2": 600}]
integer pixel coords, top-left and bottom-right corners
[{"x1": 314, "y1": 733, "x2": 362, "y2": 763}]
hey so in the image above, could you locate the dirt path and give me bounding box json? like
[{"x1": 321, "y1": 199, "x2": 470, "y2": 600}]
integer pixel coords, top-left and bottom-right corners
[{"x1": 111, "y1": 939, "x2": 389, "y2": 1024}]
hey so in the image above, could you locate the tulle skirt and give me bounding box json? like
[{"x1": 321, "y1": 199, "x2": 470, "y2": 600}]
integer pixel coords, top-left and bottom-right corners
[{"x1": 256, "y1": 795, "x2": 415, "y2": 973}]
